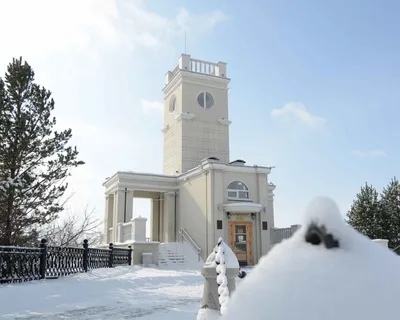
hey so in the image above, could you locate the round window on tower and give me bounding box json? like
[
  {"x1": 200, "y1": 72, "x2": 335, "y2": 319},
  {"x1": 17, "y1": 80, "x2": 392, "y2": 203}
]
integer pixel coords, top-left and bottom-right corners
[
  {"x1": 197, "y1": 92, "x2": 214, "y2": 109},
  {"x1": 169, "y1": 96, "x2": 176, "y2": 113}
]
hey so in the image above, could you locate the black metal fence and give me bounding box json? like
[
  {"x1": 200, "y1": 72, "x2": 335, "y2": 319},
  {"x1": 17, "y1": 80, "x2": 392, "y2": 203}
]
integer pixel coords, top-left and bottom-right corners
[{"x1": 0, "y1": 239, "x2": 132, "y2": 284}]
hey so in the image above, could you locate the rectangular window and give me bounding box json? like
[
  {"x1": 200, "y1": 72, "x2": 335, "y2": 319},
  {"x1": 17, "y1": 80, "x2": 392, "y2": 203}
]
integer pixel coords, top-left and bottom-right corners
[
  {"x1": 235, "y1": 225, "x2": 246, "y2": 234},
  {"x1": 228, "y1": 191, "x2": 237, "y2": 198},
  {"x1": 238, "y1": 191, "x2": 249, "y2": 199},
  {"x1": 235, "y1": 234, "x2": 247, "y2": 243},
  {"x1": 262, "y1": 221, "x2": 268, "y2": 230},
  {"x1": 217, "y1": 220, "x2": 223, "y2": 230}
]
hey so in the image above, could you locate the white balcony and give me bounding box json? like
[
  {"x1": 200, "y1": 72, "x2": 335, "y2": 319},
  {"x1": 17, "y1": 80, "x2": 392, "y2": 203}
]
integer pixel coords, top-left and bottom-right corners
[
  {"x1": 165, "y1": 54, "x2": 227, "y2": 84},
  {"x1": 116, "y1": 217, "x2": 148, "y2": 244}
]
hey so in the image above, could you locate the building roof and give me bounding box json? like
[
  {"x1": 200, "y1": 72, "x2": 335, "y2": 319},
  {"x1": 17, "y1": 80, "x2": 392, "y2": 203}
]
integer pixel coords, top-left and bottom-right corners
[{"x1": 103, "y1": 158, "x2": 274, "y2": 194}]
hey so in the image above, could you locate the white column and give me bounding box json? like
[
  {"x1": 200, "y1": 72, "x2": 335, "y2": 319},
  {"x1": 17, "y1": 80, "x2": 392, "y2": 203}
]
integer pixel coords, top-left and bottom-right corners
[
  {"x1": 179, "y1": 53, "x2": 191, "y2": 70},
  {"x1": 117, "y1": 222, "x2": 123, "y2": 243},
  {"x1": 261, "y1": 182, "x2": 275, "y2": 256},
  {"x1": 125, "y1": 190, "x2": 134, "y2": 222},
  {"x1": 212, "y1": 170, "x2": 224, "y2": 247},
  {"x1": 151, "y1": 198, "x2": 160, "y2": 241},
  {"x1": 159, "y1": 197, "x2": 164, "y2": 242},
  {"x1": 215, "y1": 61, "x2": 227, "y2": 77},
  {"x1": 104, "y1": 194, "x2": 114, "y2": 243},
  {"x1": 112, "y1": 189, "x2": 125, "y2": 243},
  {"x1": 104, "y1": 196, "x2": 109, "y2": 242},
  {"x1": 115, "y1": 189, "x2": 125, "y2": 223},
  {"x1": 163, "y1": 192, "x2": 176, "y2": 242}
]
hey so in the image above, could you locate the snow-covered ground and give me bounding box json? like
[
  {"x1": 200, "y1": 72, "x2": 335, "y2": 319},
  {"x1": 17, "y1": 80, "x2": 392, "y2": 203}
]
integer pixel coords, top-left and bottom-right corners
[
  {"x1": 0, "y1": 266, "x2": 205, "y2": 319},
  {"x1": 7, "y1": 196, "x2": 395, "y2": 320}
]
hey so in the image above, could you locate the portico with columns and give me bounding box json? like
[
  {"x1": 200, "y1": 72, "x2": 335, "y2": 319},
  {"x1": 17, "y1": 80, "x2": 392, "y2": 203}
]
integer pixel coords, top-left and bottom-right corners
[{"x1": 103, "y1": 172, "x2": 179, "y2": 245}]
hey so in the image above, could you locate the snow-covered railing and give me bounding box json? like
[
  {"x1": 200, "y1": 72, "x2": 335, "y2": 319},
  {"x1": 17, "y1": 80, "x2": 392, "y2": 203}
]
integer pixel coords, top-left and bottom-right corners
[
  {"x1": 0, "y1": 239, "x2": 132, "y2": 285},
  {"x1": 215, "y1": 238, "x2": 230, "y2": 315},
  {"x1": 179, "y1": 228, "x2": 202, "y2": 261},
  {"x1": 198, "y1": 237, "x2": 239, "y2": 319}
]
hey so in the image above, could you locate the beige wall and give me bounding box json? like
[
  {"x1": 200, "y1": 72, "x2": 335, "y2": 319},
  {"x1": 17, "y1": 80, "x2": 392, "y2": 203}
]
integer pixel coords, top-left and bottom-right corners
[
  {"x1": 178, "y1": 167, "x2": 274, "y2": 263},
  {"x1": 163, "y1": 72, "x2": 230, "y2": 175},
  {"x1": 163, "y1": 82, "x2": 183, "y2": 174},
  {"x1": 180, "y1": 81, "x2": 229, "y2": 120},
  {"x1": 131, "y1": 242, "x2": 159, "y2": 266},
  {"x1": 218, "y1": 170, "x2": 271, "y2": 262},
  {"x1": 178, "y1": 172, "x2": 209, "y2": 260},
  {"x1": 162, "y1": 192, "x2": 176, "y2": 242}
]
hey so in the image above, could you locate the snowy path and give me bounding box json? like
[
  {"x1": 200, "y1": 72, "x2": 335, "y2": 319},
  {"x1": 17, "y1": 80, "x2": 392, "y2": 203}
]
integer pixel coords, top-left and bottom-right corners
[{"x1": 0, "y1": 267, "x2": 204, "y2": 319}]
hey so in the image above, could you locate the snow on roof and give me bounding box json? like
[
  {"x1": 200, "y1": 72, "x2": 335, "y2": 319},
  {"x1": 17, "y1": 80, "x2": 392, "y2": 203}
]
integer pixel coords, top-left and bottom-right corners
[
  {"x1": 223, "y1": 202, "x2": 263, "y2": 209},
  {"x1": 223, "y1": 202, "x2": 264, "y2": 213},
  {"x1": 223, "y1": 197, "x2": 400, "y2": 320}
]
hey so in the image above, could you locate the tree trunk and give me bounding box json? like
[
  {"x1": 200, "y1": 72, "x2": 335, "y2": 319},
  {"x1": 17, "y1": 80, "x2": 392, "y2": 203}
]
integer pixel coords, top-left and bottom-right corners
[{"x1": 4, "y1": 193, "x2": 13, "y2": 245}]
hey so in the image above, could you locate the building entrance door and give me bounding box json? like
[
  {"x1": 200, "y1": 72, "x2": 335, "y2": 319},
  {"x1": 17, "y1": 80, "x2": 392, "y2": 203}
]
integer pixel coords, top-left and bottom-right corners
[{"x1": 228, "y1": 221, "x2": 253, "y2": 266}]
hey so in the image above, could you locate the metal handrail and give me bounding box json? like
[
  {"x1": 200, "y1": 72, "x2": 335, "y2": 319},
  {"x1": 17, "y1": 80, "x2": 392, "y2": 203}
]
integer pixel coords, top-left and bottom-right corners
[{"x1": 179, "y1": 228, "x2": 202, "y2": 261}]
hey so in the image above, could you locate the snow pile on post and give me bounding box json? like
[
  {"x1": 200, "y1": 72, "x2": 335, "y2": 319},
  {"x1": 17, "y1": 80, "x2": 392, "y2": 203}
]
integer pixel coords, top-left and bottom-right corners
[
  {"x1": 215, "y1": 238, "x2": 230, "y2": 316},
  {"x1": 197, "y1": 238, "x2": 239, "y2": 320},
  {"x1": 223, "y1": 197, "x2": 400, "y2": 320}
]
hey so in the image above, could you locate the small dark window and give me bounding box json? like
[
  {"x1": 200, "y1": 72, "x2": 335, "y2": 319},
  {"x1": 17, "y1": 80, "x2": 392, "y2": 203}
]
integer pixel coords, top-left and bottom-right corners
[
  {"x1": 262, "y1": 221, "x2": 268, "y2": 230},
  {"x1": 217, "y1": 220, "x2": 223, "y2": 230}
]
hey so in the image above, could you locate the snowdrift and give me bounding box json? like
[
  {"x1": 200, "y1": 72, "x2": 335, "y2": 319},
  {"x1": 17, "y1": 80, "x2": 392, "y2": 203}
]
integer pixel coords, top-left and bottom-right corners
[{"x1": 223, "y1": 197, "x2": 400, "y2": 320}]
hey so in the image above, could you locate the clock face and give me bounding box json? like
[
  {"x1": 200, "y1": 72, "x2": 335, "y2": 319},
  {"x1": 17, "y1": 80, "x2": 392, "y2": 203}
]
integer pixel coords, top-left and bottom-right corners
[
  {"x1": 169, "y1": 96, "x2": 176, "y2": 113},
  {"x1": 197, "y1": 92, "x2": 214, "y2": 109}
]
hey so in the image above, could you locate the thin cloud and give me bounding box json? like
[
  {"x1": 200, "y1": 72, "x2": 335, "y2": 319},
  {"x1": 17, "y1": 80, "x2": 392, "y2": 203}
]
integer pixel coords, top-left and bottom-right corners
[
  {"x1": 141, "y1": 100, "x2": 163, "y2": 115},
  {"x1": 271, "y1": 102, "x2": 326, "y2": 129},
  {"x1": 0, "y1": 0, "x2": 228, "y2": 62},
  {"x1": 352, "y1": 150, "x2": 387, "y2": 158}
]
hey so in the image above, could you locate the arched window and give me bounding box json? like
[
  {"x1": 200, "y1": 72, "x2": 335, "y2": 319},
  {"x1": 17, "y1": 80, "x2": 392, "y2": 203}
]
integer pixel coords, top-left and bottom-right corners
[{"x1": 227, "y1": 181, "x2": 250, "y2": 200}]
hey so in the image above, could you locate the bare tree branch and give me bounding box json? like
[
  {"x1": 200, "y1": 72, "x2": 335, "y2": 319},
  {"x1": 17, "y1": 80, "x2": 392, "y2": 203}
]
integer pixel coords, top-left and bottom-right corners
[{"x1": 40, "y1": 205, "x2": 103, "y2": 247}]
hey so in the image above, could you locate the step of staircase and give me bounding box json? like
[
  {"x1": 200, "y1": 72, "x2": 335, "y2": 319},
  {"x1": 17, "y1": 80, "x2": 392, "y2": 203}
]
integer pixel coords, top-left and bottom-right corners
[{"x1": 158, "y1": 242, "x2": 191, "y2": 269}]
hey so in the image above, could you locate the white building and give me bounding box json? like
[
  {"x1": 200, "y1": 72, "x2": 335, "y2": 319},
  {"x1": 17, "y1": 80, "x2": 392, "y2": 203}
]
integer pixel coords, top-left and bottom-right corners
[{"x1": 103, "y1": 54, "x2": 288, "y2": 266}]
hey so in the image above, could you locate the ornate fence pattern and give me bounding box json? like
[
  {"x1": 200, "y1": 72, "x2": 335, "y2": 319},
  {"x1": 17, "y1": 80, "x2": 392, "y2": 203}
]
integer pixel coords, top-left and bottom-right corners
[
  {"x1": 0, "y1": 246, "x2": 42, "y2": 284},
  {"x1": 0, "y1": 239, "x2": 132, "y2": 284}
]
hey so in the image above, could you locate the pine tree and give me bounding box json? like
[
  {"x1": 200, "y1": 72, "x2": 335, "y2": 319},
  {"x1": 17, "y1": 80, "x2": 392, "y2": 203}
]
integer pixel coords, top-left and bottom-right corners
[
  {"x1": 0, "y1": 57, "x2": 84, "y2": 245},
  {"x1": 346, "y1": 183, "x2": 380, "y2": 239},
  {"x1": 379, "y1": 177, "x2": 400, "y2": 250}
]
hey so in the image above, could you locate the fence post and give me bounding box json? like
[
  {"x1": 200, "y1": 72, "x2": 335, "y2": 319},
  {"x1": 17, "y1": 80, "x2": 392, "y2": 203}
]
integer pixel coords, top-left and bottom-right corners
[
  {"x1": 39, "y1": 239, "x2": 47, "y2": 279},
  {"x1": 128, "y1": 245, "x2": 132, "y2": 266},
  {"x1": 108, "y1": 243, "x2": 114, "y2": 268},
  {"x1": 83, "y1": 239, "x2": 89, "y2": 272}
]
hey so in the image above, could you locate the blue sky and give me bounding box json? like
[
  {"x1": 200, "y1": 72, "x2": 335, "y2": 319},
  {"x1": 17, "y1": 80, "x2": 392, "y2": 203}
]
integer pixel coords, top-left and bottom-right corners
[{"x1": 0, "y1": 0, "x2": 399, "y2": 229}]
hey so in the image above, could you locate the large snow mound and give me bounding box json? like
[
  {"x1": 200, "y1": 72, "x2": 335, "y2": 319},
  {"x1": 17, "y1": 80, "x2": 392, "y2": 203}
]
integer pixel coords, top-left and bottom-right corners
[{"x1": 223, "y1": 197, "x2": 400, "y2": 320}]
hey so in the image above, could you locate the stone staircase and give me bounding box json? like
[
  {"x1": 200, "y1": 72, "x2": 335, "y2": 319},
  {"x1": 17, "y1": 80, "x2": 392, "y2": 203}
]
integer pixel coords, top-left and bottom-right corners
[
  {"x1": 158, "y1": 243, "x2": 186, "y2": 268},
  {"x1": 158, "y1": 242, "x2": 203, "y2": 269}
]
